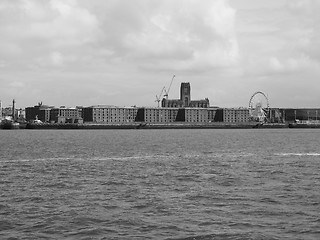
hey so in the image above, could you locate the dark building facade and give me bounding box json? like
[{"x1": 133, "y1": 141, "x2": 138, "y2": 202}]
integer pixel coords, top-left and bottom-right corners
[
  {"x1": 249, "y1": 108, "x2": 320, "y2": 123},
  {"x1": 180, "y1": 82, "x2": 191, "y2": 106},
  {"x1": 25, "y1": 103, "x2": 54, "y2": 122},
  {"x1": 161, "y1": 82, "x2": 209, "y2": 108},
  {"x1": 135, "y1": 107, "x2": 187, "y2": 122},
  {"x1": 280, "y1": 108, "x2": 320, "y2": 122}
]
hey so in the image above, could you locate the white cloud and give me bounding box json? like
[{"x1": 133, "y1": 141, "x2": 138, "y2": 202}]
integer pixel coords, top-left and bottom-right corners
[
  {"x1": 123, "y1": 0, "x2": 238, "y2": 71},
  {"x1": 1, "y1": 0, "x2": 320, "y2": 108},
  {"x1": 236, "y1": 0, "x2": 320, "y2": 77},
  {"x1": 9, "y1": 81, "x2": 25, "y2": 88},
  {"x1": 0, "y1": 0, "x2": 101, "y2": 70},
  {"x1": 50, "y1": 52, "x2": 64, "y2": 66},
  {"x1": 269, "y1": 55, "x2": 319, "y2": 72},
  {"x1": 0, "y1": 0, "x2": 238, "y2": 72}
]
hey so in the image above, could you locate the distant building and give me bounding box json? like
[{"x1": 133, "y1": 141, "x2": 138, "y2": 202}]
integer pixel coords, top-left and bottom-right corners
[
  {"x1": 136, "y1": 107, "x2": 217, "y2": 123},
  {"x1": 16, "y1": 108, "x2": 25, "y2": 121},
  {"x1": 223, "y1": 108, "x2": 250, "y2": 123},
  {"x1": 135, "y1": 107, "x2": 183, "y2": 123},
  {"x1": 50, "y1": 106, "x2": 82, "y2": 123},
  {"x1": 208, "y1": 107, "x2": 219, "y2": 122},
  {"x1": 268, "y1": 108, "x2": 284, "y2": 123},
  {"x1": 280, "y1": 108, "x2": 320, "y2": 122},
  {"x1": 161, "y1": 82, "x2": 209, "y2": 108},
  {"x1": 25, "y1": 103, "x2": 54, "y2": 122},
  {"x1": 184, "y1": 108, "x2": 208, "y2": 123},
  {"x1": 83, "y1": 106, "x2": 138, "y2": 123},
  {"x1": 2, "y1": 107, "x2": 13, "y2": 120}
]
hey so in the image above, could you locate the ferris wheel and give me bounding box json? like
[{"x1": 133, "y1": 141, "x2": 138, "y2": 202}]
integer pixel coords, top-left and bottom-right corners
[{"x1": 249, "y1": 91, "x2": 270, "y2": 122}]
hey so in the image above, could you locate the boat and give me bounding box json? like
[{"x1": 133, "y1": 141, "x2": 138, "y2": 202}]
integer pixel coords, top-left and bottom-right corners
[
  {"x1": 0, "y1": 119, "x2": 20, "y2": 129},
  {"x1": 288, "y1": 120, "x2": 320, "y2": 128}
]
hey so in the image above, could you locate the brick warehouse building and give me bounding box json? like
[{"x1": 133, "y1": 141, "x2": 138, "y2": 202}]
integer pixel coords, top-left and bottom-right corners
[
  {"x1": 25, "y1": 103, "x2": 54, "y2": 122},
  {"x1": 82, "y1": 106, "x2": 138, "y2": 123}
]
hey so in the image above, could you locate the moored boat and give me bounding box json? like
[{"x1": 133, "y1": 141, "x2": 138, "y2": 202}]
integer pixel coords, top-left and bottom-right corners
[
  {"x1": 0, "y1": 119, "x2": 20, "y2": 129},
  {"x1": 288, "y1": 120, "x2": 320, "y2": 128}
]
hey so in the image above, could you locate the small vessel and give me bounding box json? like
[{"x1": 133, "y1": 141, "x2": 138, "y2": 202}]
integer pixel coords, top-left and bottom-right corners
[
  {"x1": 0, "y1": 119, "x2": 20, "y2": 130},
  {"x1": 288, "y1": 120, "x2": 320, "y2": 128}
]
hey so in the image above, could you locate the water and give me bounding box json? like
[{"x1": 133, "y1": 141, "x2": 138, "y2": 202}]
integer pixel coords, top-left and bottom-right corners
[{"x1": 0, "y1": 129, "x2": 319, "y2": 239}]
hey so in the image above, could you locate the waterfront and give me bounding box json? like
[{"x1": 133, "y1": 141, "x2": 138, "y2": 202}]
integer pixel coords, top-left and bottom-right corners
[{"x1": 0, "y1": 129, "x2": 320, "y2": 239}]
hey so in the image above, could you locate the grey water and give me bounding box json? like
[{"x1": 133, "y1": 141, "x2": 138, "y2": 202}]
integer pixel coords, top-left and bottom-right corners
[{"x1": 0, "y1": 129, "x2": 319, "y2": 240}]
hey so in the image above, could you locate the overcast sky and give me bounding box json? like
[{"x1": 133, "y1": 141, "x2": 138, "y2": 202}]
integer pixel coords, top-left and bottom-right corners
[{"x1": 1, "y1": 0, "x2": 320, "y2": 108}]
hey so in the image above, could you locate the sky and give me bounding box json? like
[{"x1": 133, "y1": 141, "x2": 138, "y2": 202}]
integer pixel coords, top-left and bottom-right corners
[{"x1": 1, "y1": 0, "x2": 320, "y2": 109}]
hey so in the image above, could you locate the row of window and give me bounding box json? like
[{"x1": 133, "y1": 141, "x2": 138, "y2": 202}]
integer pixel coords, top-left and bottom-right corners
[{"x1": 88, "y1": 108, "x2": 250, "y2": 123}]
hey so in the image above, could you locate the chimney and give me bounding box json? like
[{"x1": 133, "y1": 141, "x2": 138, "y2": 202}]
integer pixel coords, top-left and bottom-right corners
[
  {"x1": 12, "y1": 99, "x2": 15, "y2": 121},
  {"x1": 0, "y1": 100, "x2": 2, "y2": 119}
]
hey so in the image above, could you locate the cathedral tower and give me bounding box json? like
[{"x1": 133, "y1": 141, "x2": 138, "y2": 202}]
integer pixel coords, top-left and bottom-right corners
[{"x1": 180, "y1": 82, "x2": 191, "y2": 107}]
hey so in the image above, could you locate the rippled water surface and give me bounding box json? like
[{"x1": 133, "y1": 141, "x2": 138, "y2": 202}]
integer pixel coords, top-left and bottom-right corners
[{"x1": 0, "y1": 129, "x2": 320, "y2": 239}]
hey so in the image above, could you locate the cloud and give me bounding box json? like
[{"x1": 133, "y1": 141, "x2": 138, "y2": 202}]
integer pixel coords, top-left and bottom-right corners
[
  {"x1": 286, "y1": 0, "x2": 320, "y2": 14},
  {"x1": 2, "y1": 0, "x2": 320, "y2": 108},
  {"x1": 9, "y1": 81, "x2": 25, "y2": 88},
  {"x1": 0, "y1": 0, "x2": 238, "y2": 72},
  {"x1": 269, "y1": 55, "x2": 319, "y2": 72},
  {"x1": 122, "y1": 0, "x2": 238, "y2": 71},
  {"x1": 236, "y1": 0, "x2": 320, "y2": 78},
  {"x1": 0, "y1": 0, "x2": 101, "y2": 69}
]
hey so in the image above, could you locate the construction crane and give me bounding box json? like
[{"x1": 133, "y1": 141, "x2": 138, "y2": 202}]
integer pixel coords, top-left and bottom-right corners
[
  {"x1": 164, "y1": 74, "x2": 175, "y2": 99},
  {"x1": 155, "y1": 86, "x2": 166, "y2": 107}
]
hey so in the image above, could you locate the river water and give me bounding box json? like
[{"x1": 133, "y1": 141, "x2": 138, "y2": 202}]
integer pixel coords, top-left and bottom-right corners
[{"x1": 0, "y1": 129, "x2": 319, "y2": 239}]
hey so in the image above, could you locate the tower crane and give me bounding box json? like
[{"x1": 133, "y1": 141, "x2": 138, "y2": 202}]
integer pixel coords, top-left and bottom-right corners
[
  {"x1": 155, "y1": 86, "x2": 166, "y2": 107},
  {"x1": 164, "y1": 74, "x2": 175, "y2": 99}
]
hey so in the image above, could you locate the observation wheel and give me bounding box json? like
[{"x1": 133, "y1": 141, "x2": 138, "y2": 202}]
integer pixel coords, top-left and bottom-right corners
[{"x1": 249, "y1": 91, "x2": 270, "y2": 122}]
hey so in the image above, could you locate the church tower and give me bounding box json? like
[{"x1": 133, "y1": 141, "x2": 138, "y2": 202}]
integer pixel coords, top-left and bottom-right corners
[{"x1": 180, "y1": 82, "x2": 191, "y2": 107}]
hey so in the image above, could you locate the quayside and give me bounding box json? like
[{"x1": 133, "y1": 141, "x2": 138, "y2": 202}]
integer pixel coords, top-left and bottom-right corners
[{"x1": 23, "y1": 122, "x2": 289, "y2": 130}]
